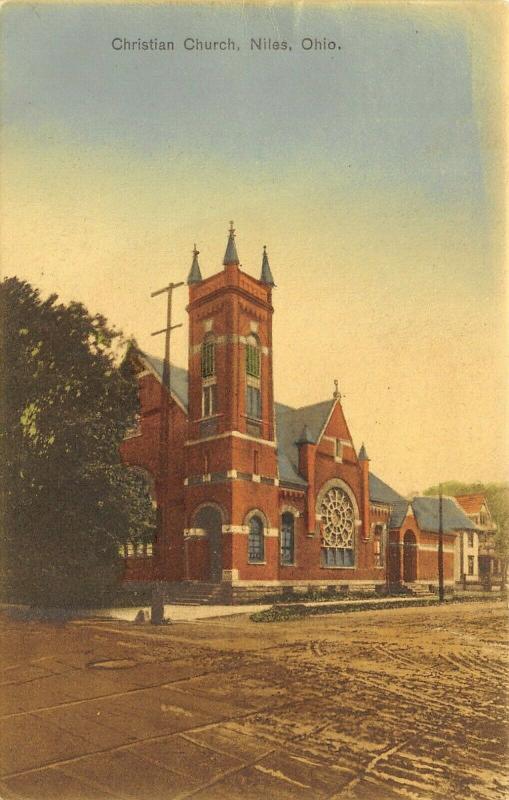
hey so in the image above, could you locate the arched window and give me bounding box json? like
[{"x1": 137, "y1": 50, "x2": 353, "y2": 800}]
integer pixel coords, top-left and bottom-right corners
[
  {"x1": 201, "y1": 335, "x2": 217, "y2": 418},
  {"x1": 246, "y1": 334, "x2": 261, "y2": 377},
  {"x1": 201, "y1": 336, "x2": 215, "y2": 378},
  {"x1": 374, "y1": 524, "x2": 385, "y2": 567},
  {"x1": 281, "y1": 512, "x2": 295, "y2": 565},
  {"x1": 245, "y1": 335, "x2": 261, "y2": 422},
  {"x1": 248, "y1": 515, "x2": 264, "y2": 563}
]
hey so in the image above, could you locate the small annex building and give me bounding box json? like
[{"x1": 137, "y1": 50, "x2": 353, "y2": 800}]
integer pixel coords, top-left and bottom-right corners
[{"x1": 120, "y1": 224, "x2": 475, "y2": 602}]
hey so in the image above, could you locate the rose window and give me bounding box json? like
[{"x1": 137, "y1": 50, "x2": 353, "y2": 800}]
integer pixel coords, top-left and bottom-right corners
[{"x1": 320, "y1": 487, "x2": 355, "y2": 548}]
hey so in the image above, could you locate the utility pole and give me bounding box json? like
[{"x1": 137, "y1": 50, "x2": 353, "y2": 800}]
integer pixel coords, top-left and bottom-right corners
[
  {"x1": 149, "y1": 280, "x2": 184, "y2": 624},
  {"x1": 438, "y1": 484, "x2": 445, "y2": 603}
]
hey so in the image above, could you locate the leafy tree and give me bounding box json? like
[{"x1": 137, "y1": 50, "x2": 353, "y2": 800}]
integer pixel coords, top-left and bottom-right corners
[
  {"x1": 423, "y1": 480, "x2": 509, "y2": 586},
  {"x1": 0, "y1": 277, "x2": 155, "y2": 607}
]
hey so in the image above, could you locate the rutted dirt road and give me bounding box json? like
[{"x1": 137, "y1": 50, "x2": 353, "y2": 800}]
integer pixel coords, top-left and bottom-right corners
[{"x1": 0, "y1": 601, "x2": 507, "y2": 799}]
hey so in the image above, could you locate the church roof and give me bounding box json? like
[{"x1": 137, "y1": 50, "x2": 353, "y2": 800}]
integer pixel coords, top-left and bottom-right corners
[
  {"x1": 142, "y1": 354, "x2": 189, "y2": 410},
  {"x1": 388, "y1": 500, "x2": 411, "y2": 528},
  {"x1": 275, "y1": 400, "x2": 334, "y2": 486},
  {"x1": 135, "y1": 353, "x2": 408, "y2": 499},
  {"x1": 388, "y1": 496, "x2": 475, "y2": 532},
  {"x1": 411, "y1": 496, "x2": 475, "y2": 533},
  {"x1": 369, "y1": 473, "x2": 405, "y2": 505}
]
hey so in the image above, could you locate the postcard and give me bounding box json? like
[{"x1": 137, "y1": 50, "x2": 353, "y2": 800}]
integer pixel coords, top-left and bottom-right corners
[{"x1": 1, "y1": 2, "x2": 507, "y2": 799}]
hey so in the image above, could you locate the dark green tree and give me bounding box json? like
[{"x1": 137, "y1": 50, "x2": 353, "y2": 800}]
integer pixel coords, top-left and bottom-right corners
[
  {"x1": 423, "y1": 480, "x2": 509, "y2": 587},
  {"x1": 0, "y1": 277, "x2": 154, "y2": 607}
]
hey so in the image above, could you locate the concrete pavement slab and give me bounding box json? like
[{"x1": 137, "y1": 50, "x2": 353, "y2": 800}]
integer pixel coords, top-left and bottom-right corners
[
  {"x1": 132, "y1": 731, "x2": 244, "y2": 782},
  {"x1": 0, "y1": 715, "x2": 102, "y2": 778},
  {"x1": 62, "y1": 749, "x2": 199, "y2": 799},
  {"x1": 183, "y1": 723, "x2": 275, "y2": 762},
  {"x1": 3, "y1": 768, "x2": 124, "y2": 800}
]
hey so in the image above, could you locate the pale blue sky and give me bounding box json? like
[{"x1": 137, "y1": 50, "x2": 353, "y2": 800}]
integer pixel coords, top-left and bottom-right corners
[
  {"x1": 3, "y1": 3, "x2": 484, "y2": 207},
  {"x1": 1, "y1": 2, "x2": 505, "y2": 491}
]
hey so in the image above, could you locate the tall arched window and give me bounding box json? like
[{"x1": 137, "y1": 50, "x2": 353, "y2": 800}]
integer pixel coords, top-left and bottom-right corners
[
  {"x1": 248, "y1": 515, "x2": 264, "y2": 563},
  {"x1": 246, "y1": 334, "x2": 261, "y2": 378},
  {"x1": 281, "y1": 512, "x2": 295, "y2": 565},
  {"x1": 374, "y1": 524, "x2": 385, "y2": 567},
  {"x1": 245, "y1": 334, "x2": 261, "y2": 423},
  {"x1": 201, "y1": 335, "x2": 215, "y2": 378},
  {"x1": 201, "y1": 335, "x2": 217, "y2": 418}
]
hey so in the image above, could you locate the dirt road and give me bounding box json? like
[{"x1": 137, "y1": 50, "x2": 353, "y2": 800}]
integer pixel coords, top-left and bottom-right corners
[{"x1": 0, "y1": 600, "x2": 507, "y2": 799}]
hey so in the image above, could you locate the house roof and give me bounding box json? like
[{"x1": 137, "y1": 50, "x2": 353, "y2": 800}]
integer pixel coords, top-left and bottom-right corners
[
  {"x1": 411, "y1": 496, "x2": 475, "y2": 533},
  {"x1": 454, "y1": 494, "x2": 487, "y2": 515}
]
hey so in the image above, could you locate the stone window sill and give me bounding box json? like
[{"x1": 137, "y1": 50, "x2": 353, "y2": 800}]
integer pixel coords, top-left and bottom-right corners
[{"x1": 248, "y1": 560, "x2": 266, "y2": 565}]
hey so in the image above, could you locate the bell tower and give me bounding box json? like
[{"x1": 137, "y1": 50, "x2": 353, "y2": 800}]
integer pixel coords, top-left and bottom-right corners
[{"x1": 186, "y1": 223, "x2": 276, "y2": 449}]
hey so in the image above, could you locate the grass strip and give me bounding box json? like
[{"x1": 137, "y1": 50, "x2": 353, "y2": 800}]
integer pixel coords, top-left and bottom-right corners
[{"x1": 250, "y1": 593, "x2": 504, "y2": 623}]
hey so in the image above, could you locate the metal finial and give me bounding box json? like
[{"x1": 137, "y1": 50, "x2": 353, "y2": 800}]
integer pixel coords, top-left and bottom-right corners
[
  {"x1": 193, "y1": 243, "x2": 199, "y2": 255},
  {"x1": 333, "y1": 379, "x2": 341, "y2": 400},
  {"x1": 229, "y1": 220, "x2": 235, "y2": 235}
]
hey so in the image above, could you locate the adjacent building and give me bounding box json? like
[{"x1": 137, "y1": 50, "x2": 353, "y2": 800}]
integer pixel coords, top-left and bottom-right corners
[{"x1": 453, "y1": 494, "x2": 499, "y2": 587}]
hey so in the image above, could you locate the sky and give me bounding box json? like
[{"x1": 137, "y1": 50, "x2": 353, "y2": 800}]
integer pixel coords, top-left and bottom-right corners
[{"x1": 1, "y1": 0, "x2": 507, "y2": 494}]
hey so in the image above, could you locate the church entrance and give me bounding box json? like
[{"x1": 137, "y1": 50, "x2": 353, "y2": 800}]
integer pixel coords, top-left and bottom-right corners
[
  {"x1": 194, "y1": 505, "x2": 223, "y2": 583},
  {"x1": 403, "y1": 531, "x2": 417, "y2": 582}
]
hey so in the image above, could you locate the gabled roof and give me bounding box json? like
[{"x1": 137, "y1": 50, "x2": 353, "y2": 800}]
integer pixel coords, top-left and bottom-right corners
[
  {"x1": 388, "y1": 500, "x2": 411, "y2": 529},
  {"x1": 275, "y1": 400, "x2": 334, "y2": 487},
  {"x1": 411, "y1": 496, "x2": 475, "y2": 533},
  {"x1": 369, "y1": 473, "x2": 405, "y2": 505},
  {"x1": 142, "y1": 354, "x2": 189, "y2": 410},
  {"x1": 454, "y1": 494, "x2": 487, "y2": 515}
]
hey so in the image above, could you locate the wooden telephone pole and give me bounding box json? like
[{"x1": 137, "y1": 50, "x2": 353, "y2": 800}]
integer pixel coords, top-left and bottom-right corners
[
  {"x1": 438, "y1": 484, "x2": 445, "y2": 603},
  {"x1": 149, "y1": 280, "x2": 184, "y2": 624}
]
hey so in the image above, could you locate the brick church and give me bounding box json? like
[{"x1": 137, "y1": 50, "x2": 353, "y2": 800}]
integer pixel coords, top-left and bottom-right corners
[{"x1": 120, "y1": 223, "x2": 476, "y2": 601}]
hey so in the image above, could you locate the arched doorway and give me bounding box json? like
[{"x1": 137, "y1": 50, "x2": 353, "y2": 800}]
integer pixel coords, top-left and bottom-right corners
[
  {"x1": 193, "y1": 505, "x2": 223, "y2": 583},
  {"x1": 403, "y1": 531, "x2": 417, "y2": 583}
]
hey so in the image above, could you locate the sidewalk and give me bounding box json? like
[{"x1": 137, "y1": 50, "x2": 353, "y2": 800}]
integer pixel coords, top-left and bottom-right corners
[{"x1": 89, "y1": 603, "x2": 272, "y2": 622}]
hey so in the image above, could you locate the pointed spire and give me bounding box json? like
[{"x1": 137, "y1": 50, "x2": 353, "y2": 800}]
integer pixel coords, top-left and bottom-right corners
[
  {"x1": 260, "y1": 245, "x2": 275, "y2": 286},
  {"x1": 187, "y1": 244, "x2": 202, "y2": 285},
  {"x1": 358, "y1": 443, "x2": 369, "y2": 461},
  {"x1": 296, "y1": 424, "x2": 314, "y2": 445},
  {"x1": 223, "y1": 220, "x2": 239, "y2": 266}
]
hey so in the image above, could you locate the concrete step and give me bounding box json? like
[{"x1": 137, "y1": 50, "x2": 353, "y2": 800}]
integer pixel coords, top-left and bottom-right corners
[
  {"x1": 402, "y1": 583, "x2": 435, "y2": 597},
  {"x1": 165, "y1": 582, "x2": 230, "y2": 605}
]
